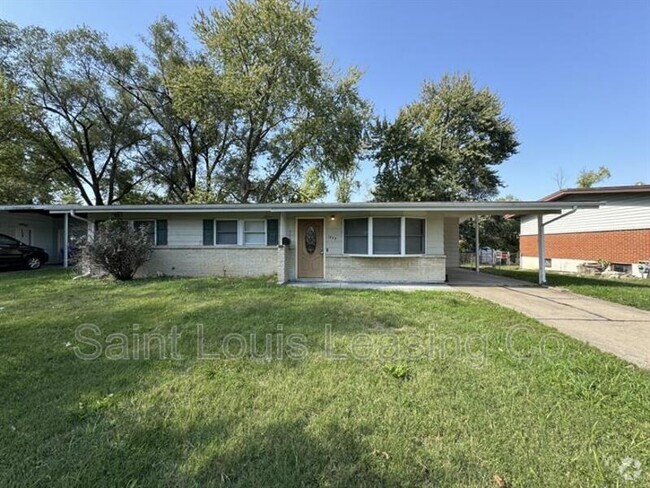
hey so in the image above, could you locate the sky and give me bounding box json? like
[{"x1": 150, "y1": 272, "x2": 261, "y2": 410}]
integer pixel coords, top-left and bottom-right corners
[{"x1": 2, "y1": 0, "x2": 649, "y2": 201}]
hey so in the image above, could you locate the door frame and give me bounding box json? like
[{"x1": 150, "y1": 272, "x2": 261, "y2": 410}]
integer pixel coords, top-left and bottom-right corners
[
  {"x1": 15, "y1": 226, "x2": 33, "y2": 245},
  {"x1": 295, "y1": 217, "x2": 326, "y2": 280}
]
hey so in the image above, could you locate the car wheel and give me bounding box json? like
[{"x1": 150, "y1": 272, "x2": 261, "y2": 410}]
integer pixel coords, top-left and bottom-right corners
[{"x1": 26, "y1": 256, "x2": 42, "y2": 270}]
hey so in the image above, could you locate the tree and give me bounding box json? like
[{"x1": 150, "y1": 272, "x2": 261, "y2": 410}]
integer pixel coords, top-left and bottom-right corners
[
  {"x1": 334, "y1": 167, "x2": 360, "y2": 203},
  {"x1": 171, "y1": 0, "x2": 370, "y2": 203},
  {"x1": 459, "y1": 195, "x2": 520, "y2": 253},
  {"x1": 0, "y1": 72, "x2": 54, "y2": 203},
  {"x1": 576, "y1": 166, "x2": 611, "y2": 188},
  {"x1": 3, "y1": 23, "x2": 150, "y2": 205},
  {"x1": 294, "y1": 166, "x2": 327, "y2": 202},
  {"x1": 116, "y1": 17, "x2": 235, "y2": 202},
  {"x1": 553, "y1": 168, "x2": 568, "y2": 190},
  {"x1": 81, "y1": 219, "x2": 152, "y2": 280},
  {"x1": 371, "y1": 74, "x2": 518, "y2": 202}
]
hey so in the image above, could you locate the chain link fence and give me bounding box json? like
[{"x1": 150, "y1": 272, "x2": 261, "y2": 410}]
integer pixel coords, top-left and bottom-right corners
[{"x1": 460, "y1": 250, "x2": 520, "y2": 267}]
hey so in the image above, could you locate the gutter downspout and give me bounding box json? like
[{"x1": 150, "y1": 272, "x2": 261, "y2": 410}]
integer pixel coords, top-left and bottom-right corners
[
  {"x1": 63, "y1": 213, "x2": 68, "y2": 268},
  {"x1": 65, "y1": 211, "x2": 93, "y2": 270},
  {"x1": 537, "y1": 206, "x2": 578, "y2": 285},
  {"x1": 475, "y1": 214, "x2": 480, "y2": 273}
]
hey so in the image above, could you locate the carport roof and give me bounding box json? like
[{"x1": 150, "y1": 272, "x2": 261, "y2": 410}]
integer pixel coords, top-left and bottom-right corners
[{"x1": 0, "y1": 201, "x2": 600, "y2": 216}]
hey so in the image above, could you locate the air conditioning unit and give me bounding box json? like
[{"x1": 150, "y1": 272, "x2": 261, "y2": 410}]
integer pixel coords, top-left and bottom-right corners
[{"x1": 637, "y1": 261, "x2": 650, "y2": 278}]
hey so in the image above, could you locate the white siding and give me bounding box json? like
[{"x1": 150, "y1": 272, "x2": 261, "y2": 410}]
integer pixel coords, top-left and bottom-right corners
[
  {"x1": 443, "y1": 217, "x2": 460, "y2": 268},
  {"x1": 89, "y1": 212, "x2": 277, "y2": 247},
  {"x1": 521, "y1": 194, "x2": 650, "y2": 235}
]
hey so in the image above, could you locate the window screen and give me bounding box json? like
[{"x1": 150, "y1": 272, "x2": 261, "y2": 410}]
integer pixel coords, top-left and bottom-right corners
[
  {"x1": 344, "y1": 218, "x2": 368, "y2": 254},
  {"x1": 243, "y1": 220, "x2": 265, "y2": 245},
  {"x1": 405, "y1": 218, "x2": 425, "y2": 254},
  {"x1": 216, "y1": 220, "x2": 238, "y2": 245},
  {"x1": 372, "y1": 218, "x2": 401, "y2": 254}
]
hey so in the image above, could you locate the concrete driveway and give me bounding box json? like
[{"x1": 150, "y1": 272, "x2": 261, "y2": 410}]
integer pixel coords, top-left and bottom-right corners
[{"x1": 448, "y1": 268, "x2": 650, "y2": 369}]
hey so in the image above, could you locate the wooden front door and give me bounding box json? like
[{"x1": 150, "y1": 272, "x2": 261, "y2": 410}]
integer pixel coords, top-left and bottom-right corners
[{"x1": 297, "y1": 219, "x2": 324, "y2": 279}]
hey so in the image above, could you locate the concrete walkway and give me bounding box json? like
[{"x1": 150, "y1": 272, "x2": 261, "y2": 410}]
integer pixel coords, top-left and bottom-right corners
[
  {"x1": 448, "y1": 268, "x2": 650, "y2": 369},
  {"x1": 288, "y1": 281, "x2": 452, "y2": 291}
]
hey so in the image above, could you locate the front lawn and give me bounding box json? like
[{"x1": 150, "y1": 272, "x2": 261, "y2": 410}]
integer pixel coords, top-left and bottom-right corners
[
  {"x1": 1, "y1": 269, "x2": 648, "y2": 487},
  {"x1": 482, "y1": 267, "x2": 650, "y2": 311}
]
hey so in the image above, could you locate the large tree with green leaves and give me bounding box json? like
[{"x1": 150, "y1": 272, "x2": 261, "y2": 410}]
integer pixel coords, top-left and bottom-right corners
[
  {"x1": 371, "y1": 74, "x2": 518, "y2": 202},
  {"x1": 2, "y1": 22, "x2": 150, "y2": 205},
  {"x1": 459, "y1": 196, "x2": 521, "y2": 253},
  {"x1": 170, "y1": 0, "x2": 370, "y2": 203},
  {"x1": 0, "y1": 72, "x2": 54, "y2": 203},
  {"x1": 116, "y1": 17, "x2": 235, "y2": 202}
]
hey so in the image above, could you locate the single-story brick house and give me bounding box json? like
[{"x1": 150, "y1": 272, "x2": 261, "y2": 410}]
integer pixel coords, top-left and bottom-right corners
[
  {"x1": 1, "y1": 201, "x2": 598, "y2": 283},
  {"x1": 520, "y1": 185, "x2": 650, "y2": 277}
]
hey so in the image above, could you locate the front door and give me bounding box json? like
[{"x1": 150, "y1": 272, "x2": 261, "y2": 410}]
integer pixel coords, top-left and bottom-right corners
[{"x1": 297, "y1": 219, "x2": 324, "y2": 279}]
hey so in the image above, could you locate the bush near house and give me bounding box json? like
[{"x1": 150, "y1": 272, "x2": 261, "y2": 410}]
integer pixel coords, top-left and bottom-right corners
[{"x1": 81, "y1": 220, "x2": 153, "y2": 280}]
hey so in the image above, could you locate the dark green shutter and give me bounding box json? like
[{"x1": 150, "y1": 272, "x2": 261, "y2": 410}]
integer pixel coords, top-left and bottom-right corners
[
  {"x1": 203, "y1": 219, "x2": 214, "y2": 245},
  {"x1": 267, "y1": 219, "x2": 279, "y2": 246},
  {"x1": 156, "y1": 220, "x2": 168, "y2": 246}
]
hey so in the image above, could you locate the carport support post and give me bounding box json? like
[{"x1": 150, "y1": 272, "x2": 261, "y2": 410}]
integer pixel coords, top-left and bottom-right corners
[
  {"x1": 537, "y1": 214, "x2": 546, "y2": 285},
  {"x1": 474, "y1": 214, "x2": 480, "y2": 273},
  {"x1": 63, "y1": 212, "x2": 69, "y2": 268}
]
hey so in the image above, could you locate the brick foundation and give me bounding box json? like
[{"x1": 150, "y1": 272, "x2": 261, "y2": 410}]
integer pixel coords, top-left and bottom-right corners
[{"x1": 520, "y1": 229, "x2": 650, "y2": 263}]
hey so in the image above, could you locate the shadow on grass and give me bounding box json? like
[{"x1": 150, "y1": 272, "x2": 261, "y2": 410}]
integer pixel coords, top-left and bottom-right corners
[{"x1": 8, "y1": 400, "x2": 406, "y2": 486}]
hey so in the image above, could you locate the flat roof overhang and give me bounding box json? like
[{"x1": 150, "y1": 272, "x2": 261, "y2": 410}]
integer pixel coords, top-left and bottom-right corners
[{"x1": 0, "y1": 201, "x2": 601, "y2": 217}]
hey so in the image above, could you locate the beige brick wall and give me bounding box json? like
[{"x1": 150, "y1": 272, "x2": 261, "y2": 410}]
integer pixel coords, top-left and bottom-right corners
[
  {"x1": 138, "y1": 247, "x2": 277, "y2": 277},
  {"x1": 277, "y1": 245, "x2": 290, "y2": 283},
  {"x1": 325, "y1": 256, "x2": 446, "y2": 283}
]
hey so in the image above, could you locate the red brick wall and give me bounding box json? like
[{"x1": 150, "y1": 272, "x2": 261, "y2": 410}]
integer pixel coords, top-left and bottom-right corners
[{"x1": 520, "y1": 229, "x2": 650, "y2": 263}]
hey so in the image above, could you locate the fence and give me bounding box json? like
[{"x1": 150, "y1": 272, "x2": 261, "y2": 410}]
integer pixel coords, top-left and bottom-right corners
[{"x1": 460, "y1": 251, "x2": 519, "y2": 267}]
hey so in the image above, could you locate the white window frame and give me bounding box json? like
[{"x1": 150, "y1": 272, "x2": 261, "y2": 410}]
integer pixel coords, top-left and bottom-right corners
[
  {"x1": 242, "y1": 219, "x2": 267, "y2": 246},
  {"x1": 342, "y1": 216, "x2": 426, "y2": 256},
  {"x1": 404, "y1": 217, "x2": 426, "y2": 255},
  {"x1": 131, "y1": 219, "x2": 157, "y2": 246},
  {"x1": 214, "y1": 219, "x2": 239, "y2": 246}
]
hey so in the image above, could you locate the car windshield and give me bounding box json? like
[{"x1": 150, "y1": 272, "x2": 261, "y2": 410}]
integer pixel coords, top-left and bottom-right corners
[{"x1": 0, "y1": 234, "x2": 21, "y2": 246}]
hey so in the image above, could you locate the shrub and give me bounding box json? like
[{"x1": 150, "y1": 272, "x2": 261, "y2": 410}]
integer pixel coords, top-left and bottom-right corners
[{"x1": 81, "y1": 219, "x2": 153, "y2": 281}]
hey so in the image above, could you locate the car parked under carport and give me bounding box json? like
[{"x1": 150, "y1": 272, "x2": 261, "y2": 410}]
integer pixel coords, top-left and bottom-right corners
[{"x1": 0, "y1": 233, "x2": 49, "y2": 270}]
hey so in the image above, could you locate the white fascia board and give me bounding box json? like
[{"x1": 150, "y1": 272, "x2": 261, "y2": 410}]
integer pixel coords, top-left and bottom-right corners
[{"x1": 25, "y1": 201, "x2": 602, "y2": 216}]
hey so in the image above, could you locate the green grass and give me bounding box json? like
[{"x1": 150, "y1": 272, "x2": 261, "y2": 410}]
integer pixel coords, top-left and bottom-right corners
[
  {"x1": 482, "y1": 266, "x2": 650, "y2": 311},
  {"x1": 1, "y1": 269, "x2": 649, "y2": 487}
]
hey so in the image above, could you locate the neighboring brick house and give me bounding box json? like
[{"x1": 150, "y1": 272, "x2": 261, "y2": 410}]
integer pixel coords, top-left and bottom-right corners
[{"x1": 520, "y1": 185, "x2": 650, "y2": 277}]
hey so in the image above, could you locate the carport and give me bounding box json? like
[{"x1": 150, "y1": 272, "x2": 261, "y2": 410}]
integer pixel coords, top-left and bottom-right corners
[
  {"x1": 0, "y1": 205, "x2": 87, "y2": 266},
  {"x1": 436, "y1": 201, "x2": 600, "y2": 285}
]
